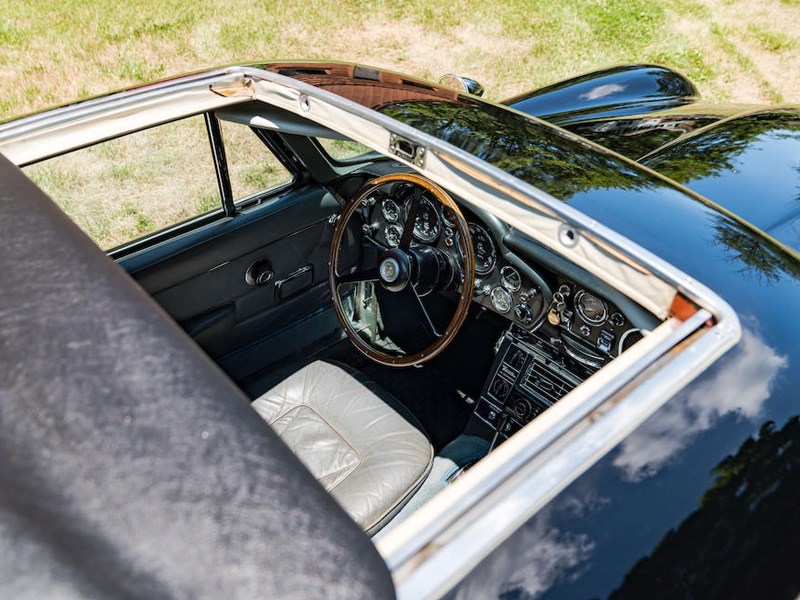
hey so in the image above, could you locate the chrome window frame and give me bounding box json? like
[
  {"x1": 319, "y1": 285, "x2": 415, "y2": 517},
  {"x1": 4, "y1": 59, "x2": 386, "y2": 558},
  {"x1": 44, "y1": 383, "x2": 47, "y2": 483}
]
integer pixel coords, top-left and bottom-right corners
[{"x1": 0, "y1": 66, "x2": 742, "y2": 598}]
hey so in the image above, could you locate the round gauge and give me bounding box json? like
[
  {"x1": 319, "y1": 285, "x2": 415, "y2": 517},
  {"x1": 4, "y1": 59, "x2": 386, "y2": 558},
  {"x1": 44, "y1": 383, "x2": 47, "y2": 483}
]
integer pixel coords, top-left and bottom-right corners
[
  {"x1": 500, "y1": 266, "x2": 522, "y2": 292},
  {"x1": 468, "y1": 223, "x2": 496, "y2": 276},
  {"x1": 575, "y1": 290, "x2": 608, "y2": 325},
  {"x1": 490, "y1": 286, "x2": 512, "y2": 313},
  {"x1": 381, "y1": 198, "x2": 401, "y2": 223},
  {"x1": 440, "y1": 205, "x2": 457, "y2": 228},
  {"x1": 385, "y1": 224, "x2": 402, "y2": 248},
  {"x1": 413, "y1": 196, "x2": 441, "y2": 243}
]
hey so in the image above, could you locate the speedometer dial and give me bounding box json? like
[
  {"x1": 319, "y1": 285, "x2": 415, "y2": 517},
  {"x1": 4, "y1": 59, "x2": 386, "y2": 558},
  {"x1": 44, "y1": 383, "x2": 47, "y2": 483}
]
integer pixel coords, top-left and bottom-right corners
[
  {"x1": 468, "y1": 223, "x2": 496, "y2": 275},
  {"x1": 413, "y1": 196, "x2": 440, "y2": 243}
]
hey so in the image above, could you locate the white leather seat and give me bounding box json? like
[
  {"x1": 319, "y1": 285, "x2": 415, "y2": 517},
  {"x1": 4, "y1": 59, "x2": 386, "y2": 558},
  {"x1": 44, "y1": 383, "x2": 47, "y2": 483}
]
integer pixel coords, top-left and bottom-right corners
[{"x1": 252, "y1": 361, "x2": 433, "y2": 534}]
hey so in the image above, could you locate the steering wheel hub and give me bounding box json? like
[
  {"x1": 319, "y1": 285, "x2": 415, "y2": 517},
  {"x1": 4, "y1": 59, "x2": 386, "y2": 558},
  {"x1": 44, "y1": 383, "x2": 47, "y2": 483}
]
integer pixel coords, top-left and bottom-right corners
[{"x1": 379, "y1": 251, "x2": 411, "y2": 291}]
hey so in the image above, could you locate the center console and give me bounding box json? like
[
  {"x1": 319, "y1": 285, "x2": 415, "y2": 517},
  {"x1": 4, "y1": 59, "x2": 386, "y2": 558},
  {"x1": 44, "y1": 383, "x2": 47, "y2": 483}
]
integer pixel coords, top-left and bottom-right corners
[{"x1": 466, "y1": 324, "x2": 599, "y2": 444}]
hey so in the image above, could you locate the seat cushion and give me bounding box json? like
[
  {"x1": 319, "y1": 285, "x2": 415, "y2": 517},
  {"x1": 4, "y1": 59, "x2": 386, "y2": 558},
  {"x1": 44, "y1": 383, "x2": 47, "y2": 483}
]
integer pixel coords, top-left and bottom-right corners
[{"x1": 252, "y1": 361, "x2": 434, "y2": 534}]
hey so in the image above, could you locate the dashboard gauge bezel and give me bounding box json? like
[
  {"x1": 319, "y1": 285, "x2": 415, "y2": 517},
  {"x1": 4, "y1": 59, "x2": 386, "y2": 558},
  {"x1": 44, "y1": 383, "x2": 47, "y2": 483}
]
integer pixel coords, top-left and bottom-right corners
[
  {"x1": 500, "y1": 265, "x2": 522, "y2": 292},
  {"x1": 490, "y1": 286, "x2": 512, "y2": 313},
  {"x1": 385, "y1": 223, "x2": 402, "y2": 247},
  {"x1": 440, "y1": 205, "x2": 457, "y2": 228},
  {"x1": 381, "y1": 198, "x2": 401, "y2": 223},
  {"x1": 574, "y1": 289, "x2": 608, "y2": 326},
  {"x1": 412, "y1": 195, "x2": 441, "y2": 244},
  {"x1": 468, "y1": 222, "x2": 497, "y2": 276}
]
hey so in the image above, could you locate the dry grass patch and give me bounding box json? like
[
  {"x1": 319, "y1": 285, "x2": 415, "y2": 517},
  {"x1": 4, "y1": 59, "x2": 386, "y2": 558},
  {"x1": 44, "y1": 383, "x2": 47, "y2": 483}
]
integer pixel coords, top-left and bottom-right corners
[{"x1": 1, "y1": 0, "x2": 798, "y2": 119}]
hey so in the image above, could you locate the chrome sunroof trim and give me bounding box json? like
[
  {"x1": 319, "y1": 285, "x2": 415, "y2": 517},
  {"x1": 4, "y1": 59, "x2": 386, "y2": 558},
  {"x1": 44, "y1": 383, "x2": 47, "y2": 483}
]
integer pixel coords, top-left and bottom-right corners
[{"x1": 0, "y1": 65, "x2": 743, "y2": 597}]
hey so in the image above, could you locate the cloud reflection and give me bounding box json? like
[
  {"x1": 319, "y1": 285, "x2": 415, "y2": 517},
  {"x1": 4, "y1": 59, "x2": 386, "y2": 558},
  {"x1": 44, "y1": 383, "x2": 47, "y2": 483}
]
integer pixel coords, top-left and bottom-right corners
[
  {"x1": 613, "y1": 328, "x2": 787, "y2": 481},
  {"x1": 579, "y1": 83, "x2": 626, "y2": 101},
  {"x1": 452, "y1": 499, "x2": 600, "y2": 600}
]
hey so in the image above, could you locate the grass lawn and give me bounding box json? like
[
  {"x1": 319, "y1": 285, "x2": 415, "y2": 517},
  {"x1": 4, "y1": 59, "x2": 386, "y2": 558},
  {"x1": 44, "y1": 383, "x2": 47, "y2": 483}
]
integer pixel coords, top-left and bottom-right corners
[
  {"x1": 3, "y1": 0, "x2": 798, "y2": 249},
  {"x1": 1, "y1": 0, "x2": 798, "y2": 122}
]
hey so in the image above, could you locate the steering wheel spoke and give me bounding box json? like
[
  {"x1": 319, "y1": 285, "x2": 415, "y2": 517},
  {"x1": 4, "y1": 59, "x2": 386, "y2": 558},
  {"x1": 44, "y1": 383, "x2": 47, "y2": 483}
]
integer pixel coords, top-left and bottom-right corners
[
  {"x1": 398, "y1": 188, "x2": 421, "y2": 251},
  {"x1": 337, "y1": 267, "x2": 380, "y2": 285},
  {"x1": 362, "y1": 234, "x2": 388, "y2": 253},
  {"x1": 403, "y1": 286, "x2": 442, "y2": 339}
]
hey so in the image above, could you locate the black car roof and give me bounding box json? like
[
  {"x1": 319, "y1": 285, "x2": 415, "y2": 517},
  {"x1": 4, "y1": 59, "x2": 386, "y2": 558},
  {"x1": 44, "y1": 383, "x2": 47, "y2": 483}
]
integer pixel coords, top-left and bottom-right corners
[{"x1": 0, "y1": 154, "x2": 394, "y2": 598}]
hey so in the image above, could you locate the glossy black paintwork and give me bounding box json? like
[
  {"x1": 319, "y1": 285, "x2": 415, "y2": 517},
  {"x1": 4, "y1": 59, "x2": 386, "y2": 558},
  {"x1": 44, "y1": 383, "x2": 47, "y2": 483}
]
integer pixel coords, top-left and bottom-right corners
[
  {"x1": 642, "y1": 109, "x2": 800, "y2": 252},
  {"x1": 503, "y1": 64, "x2": 699, "y2": 126},
  {"x1": 566, "y1": 113, "x2": 721, "y2": 159},
  {"x1": 447, "y1": 139, "x2": 800, "y2": 599}
]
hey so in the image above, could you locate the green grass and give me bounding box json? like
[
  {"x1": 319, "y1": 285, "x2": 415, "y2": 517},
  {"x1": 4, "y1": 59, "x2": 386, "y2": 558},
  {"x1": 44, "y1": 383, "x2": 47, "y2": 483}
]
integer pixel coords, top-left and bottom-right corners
[
  {"x1": 748, "y1": 25, "x2": 797, "y2": 52},
  {"x1": 1, "y1": 0, "x2": 798, "y2": 123}
]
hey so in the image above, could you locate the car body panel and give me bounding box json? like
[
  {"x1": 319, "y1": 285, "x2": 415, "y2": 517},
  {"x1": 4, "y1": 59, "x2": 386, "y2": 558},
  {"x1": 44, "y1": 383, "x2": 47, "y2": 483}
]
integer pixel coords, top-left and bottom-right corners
[
  {"x1": 449, "y1": 134, "x2": 800, "y2": 598},
  {"x1": 641, "y1": 109, "x2": 800, "y2": 253},
  {"x1": 503, "y1": 64, "x2": 700, "y2": 126}
]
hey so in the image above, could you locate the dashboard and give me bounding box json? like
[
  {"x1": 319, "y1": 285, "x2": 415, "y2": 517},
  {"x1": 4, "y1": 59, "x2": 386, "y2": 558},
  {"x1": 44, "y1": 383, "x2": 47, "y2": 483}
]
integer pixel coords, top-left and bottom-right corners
[
  {"x1": 362, "y1": 181, "x2": 643, "y2": 366},
  {"x1": 346, "y1": 171, "x2": 650, "y2": 442}
]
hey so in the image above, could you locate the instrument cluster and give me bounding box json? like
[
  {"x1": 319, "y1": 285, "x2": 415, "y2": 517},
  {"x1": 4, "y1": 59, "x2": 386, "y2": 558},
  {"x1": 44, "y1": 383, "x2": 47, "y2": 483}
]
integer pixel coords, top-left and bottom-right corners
[
  {"x1": 364, "y1": 184, "x2": 641, "y2": 352},
  {"x1": 365, "y1": 185, "x2": 548, "y2": 329}
]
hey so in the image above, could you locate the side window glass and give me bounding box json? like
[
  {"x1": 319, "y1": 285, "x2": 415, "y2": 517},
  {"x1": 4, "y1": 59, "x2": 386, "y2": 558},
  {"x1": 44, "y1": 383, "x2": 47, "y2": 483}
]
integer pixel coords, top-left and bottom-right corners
[
  {"x1": 24, "y1": 116, "x2": 219, "y2": 250},
  {"x1": 218, "y1": 120, "x2": 293, "y2": 202}
]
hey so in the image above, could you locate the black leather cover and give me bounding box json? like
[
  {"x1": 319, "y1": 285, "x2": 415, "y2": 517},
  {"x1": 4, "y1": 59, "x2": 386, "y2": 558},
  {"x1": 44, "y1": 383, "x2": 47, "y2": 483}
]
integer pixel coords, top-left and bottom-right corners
[{"x1": 0, "y1": 154, "x2": 395, "y2": 599}]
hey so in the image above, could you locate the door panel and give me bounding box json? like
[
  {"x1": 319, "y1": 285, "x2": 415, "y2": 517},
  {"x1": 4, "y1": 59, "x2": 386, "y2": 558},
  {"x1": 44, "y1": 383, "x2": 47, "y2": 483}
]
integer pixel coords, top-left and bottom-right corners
[{"x1": 118, "y1": 183, "x2": 341, "y2": 369}]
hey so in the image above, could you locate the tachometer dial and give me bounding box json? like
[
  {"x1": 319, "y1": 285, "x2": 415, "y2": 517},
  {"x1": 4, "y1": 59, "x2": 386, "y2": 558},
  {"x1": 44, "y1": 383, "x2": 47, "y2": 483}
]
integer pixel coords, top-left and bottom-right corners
[
  {"x1": 468, "y1": 223, "x2": 496, "y2": 275},
  {"x1": 381, "y1": 198, "x2": 400, "y2": 223},
  {"x1": 385, "y1": 224, "x2": 402, "y2": 247},
  {"x1": 490, "y1": 286, "x2": 512, "y2": 313},
  {"x1": 575, "y1": 290, "x2": 608, "y2": 325},
  {"x1": 500, "y1": 266, "x2": 521, "y2": 292},
  {"x1": 413, "y1": 196, "x2": 441, "y2": 243}
]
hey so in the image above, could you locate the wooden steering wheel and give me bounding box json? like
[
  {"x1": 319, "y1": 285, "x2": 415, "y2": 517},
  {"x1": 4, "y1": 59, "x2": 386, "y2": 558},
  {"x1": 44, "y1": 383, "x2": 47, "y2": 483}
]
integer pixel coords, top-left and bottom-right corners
[{"x1": 328, "y1": 173, "x2": 475, "y2": 367}]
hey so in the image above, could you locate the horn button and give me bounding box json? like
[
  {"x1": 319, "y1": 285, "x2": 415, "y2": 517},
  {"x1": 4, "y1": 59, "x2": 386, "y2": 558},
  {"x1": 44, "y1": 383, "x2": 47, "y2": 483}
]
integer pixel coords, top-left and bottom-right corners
[{"x1": 379, "y1": 249, "x2": 412, "y2": 292}]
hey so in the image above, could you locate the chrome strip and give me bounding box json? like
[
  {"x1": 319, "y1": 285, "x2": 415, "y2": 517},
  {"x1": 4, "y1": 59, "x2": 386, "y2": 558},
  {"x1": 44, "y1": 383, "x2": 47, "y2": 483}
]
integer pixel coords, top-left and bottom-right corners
[
  {"x1": 381, "y1": 309, "x2": 737, "y2": 599},
  {"x1": 0, "y1": 70, "x2": 252, "y2": 166}
]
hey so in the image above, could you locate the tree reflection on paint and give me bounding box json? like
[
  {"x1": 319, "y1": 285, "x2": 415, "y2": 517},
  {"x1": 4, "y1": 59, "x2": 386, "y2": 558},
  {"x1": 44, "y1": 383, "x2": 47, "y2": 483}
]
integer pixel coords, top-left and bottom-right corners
[
  {"x1": 712, "y1": 218, "x2": 800, "y2": 286},
  {"x1": 381, "y1": 101, "x2": 649, "y2": 201},
  {"x1": 611, "y1": 416, "x2": 800, "y2": 599}
]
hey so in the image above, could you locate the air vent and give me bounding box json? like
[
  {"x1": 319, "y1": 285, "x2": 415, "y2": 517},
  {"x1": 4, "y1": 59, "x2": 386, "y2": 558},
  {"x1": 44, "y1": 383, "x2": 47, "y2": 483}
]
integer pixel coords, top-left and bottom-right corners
[{"x1": 522, "y1": 360, "x2": 578, "y2": 406}]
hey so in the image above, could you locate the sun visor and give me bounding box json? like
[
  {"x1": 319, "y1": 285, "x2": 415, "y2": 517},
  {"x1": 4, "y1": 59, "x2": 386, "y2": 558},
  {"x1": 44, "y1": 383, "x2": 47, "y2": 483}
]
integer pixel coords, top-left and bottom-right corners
[{"x1": 216, "y1": 103, "x2": 348, "y2": 139}]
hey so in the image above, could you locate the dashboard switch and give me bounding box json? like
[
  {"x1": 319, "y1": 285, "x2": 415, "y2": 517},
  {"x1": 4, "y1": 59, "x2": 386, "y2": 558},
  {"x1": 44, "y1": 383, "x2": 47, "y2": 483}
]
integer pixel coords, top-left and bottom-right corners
[
  {"x1": 597, "y1": 330, "x2": 615, "y2": 354},
  {"x1": 514, "y1": 303, "x2": 534, "y2": 326}
]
